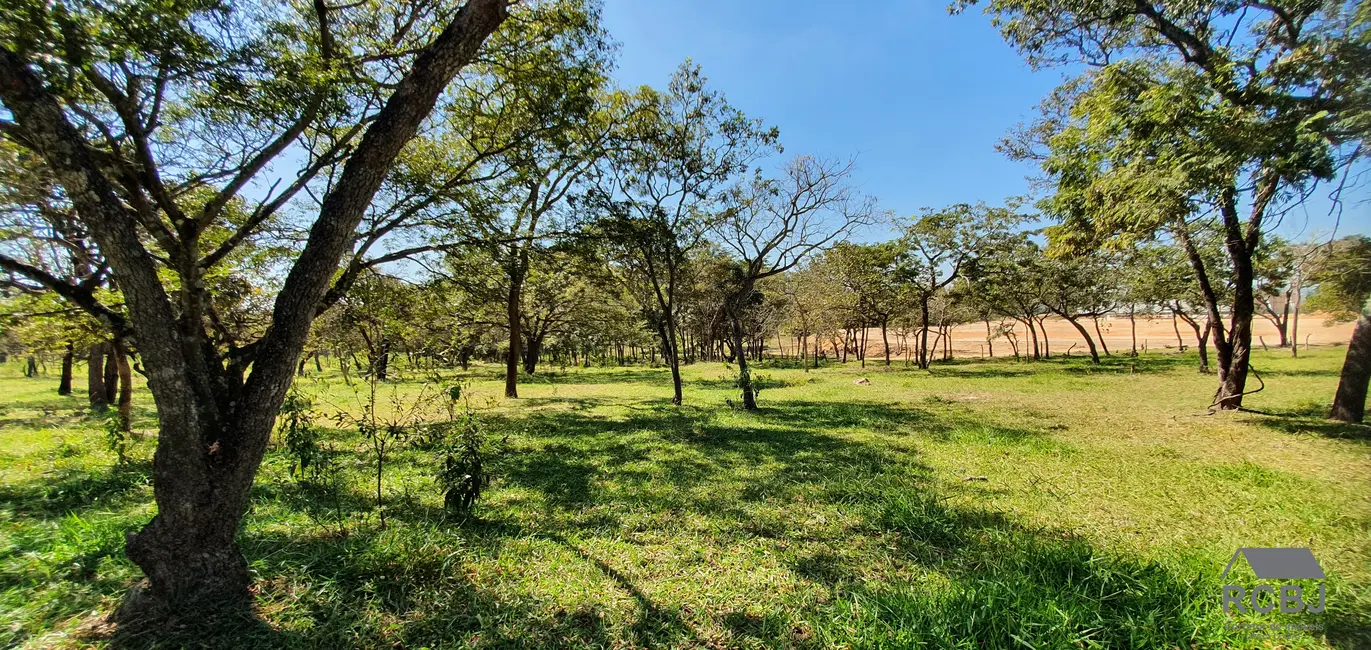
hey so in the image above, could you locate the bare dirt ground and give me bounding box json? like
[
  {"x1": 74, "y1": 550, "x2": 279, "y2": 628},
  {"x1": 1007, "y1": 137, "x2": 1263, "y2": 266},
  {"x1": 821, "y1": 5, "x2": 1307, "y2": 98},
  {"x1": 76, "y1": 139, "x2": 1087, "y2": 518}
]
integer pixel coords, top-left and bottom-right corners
[{"x1": 776, "y1": 313, "x2": 1356, "y2": 360}]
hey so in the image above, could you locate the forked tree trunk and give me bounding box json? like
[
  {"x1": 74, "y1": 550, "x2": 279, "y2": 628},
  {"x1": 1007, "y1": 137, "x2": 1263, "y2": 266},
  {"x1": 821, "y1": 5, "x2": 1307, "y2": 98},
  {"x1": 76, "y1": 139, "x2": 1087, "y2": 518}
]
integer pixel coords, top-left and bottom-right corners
[
  {"x1": 1036, "y1": 315, "x2": 1051, "y2": 358},
  {"x1": 1022, "y1": 316, "x2": 1039, "y2": 360},
  {"x1": 1330, "y1": 307, "x2": 1370, "y2": 423},
  {"x1": 522, "y1": 332, "x2": 544, "y2": 374},
  {"x1": 65, "y1": 2, "x2": 509, "y2": 618}
]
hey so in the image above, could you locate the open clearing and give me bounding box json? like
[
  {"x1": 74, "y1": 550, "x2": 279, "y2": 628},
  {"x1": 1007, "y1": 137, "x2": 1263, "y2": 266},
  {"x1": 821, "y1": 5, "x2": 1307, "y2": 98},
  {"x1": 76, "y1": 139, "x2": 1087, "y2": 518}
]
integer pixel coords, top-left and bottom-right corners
[
  {"x1": 772, "y1": 315, "x2": 1357, "y2": 361},
  {"x1": 1, "y1": 348, "x2": 1368, "y2": 649}
]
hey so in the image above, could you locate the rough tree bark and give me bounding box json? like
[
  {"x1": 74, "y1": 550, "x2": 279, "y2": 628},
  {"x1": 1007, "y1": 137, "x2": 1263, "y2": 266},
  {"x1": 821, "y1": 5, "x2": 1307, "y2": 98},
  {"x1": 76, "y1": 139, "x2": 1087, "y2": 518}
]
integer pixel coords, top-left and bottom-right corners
[{"x1": 0, "y1": 0, "x2": 509, "y2": 619}]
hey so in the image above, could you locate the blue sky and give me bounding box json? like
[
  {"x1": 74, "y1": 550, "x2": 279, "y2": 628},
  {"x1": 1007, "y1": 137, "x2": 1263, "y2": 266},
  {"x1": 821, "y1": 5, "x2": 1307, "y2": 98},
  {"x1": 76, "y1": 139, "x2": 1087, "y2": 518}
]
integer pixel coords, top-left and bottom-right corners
[{"x1": 599, "y1": 0, "x2": 1369, "y2": 240}]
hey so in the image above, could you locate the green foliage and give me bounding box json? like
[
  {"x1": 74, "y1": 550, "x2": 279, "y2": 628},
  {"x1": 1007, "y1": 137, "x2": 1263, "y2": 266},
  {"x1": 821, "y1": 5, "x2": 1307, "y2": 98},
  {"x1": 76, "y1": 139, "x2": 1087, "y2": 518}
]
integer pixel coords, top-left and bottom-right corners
[
  {"x1": 1306, "y1": 235, "x2": 1371, "y2": 321},
  {"x1": 1, "y1": 352, "x2": 1368, "y2": 648},
  {"x1": 278, "y1": 384, "x2": 324, "y2": 482},
  {"x1": 99, "y1": 411, "x2": 128, "y2": 466},
  {"x1": 432, "y1": 383, "x2": 505, "y2": 515}
]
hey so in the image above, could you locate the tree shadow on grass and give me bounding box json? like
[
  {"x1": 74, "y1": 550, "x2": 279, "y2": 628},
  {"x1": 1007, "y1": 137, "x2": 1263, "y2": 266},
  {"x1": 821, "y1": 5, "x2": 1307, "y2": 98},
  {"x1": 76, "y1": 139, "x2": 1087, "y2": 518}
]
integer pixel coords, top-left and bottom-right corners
[
  {"x1": 0, "y1": 460, "x2": 151, "y2": 520},
  {"x1": 457, "y1": 366, "x2": 671, "y2": 386},
  {"x1": 47, "y1": 394, "x2": 1366, "y2": 649},
  {"x1": 812, "y1": 483, "x2": 1365, "y2": 649},
  {"x1": 1244, "y1": 403, "x2": 1371, "y2": 444}
]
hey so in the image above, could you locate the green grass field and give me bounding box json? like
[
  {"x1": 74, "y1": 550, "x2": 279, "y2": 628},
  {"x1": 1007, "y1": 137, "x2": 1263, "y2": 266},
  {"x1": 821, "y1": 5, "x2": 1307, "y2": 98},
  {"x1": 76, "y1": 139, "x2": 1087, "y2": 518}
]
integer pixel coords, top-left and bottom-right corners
[{"x1": 1, "y1": 348, "x2": 1368, "y2": 649}]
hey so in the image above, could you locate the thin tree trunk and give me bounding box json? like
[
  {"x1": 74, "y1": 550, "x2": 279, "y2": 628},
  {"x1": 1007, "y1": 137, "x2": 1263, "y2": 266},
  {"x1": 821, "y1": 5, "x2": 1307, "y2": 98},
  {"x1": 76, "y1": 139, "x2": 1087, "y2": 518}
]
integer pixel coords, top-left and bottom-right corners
[
  {"x1": 1129, "y1": 305, "x2": 1138, "y2": 356},
  {"x1": 1023, "y1": 316, "x2": 1040, "y2": 360},
  {"x1": 881, "y1": 318, "x2": 891, "y2": 366},
  {"x1": 103, "y1": 345, "x2": 118, "y2": 404},
  {"x1": 859, "y1": 325, "x2": 868, "y2": 368},
  {"x1": 1175, "y1": 306, "x2": 1210, "y2": 373},
  {"x1": 919, "y1": 297, "x2": 931, "y2": 369},
  {"x1": 114, "y1": 338, "x2": 133, "y2": 433},
  {"x1": 505, "y1": 277, "x2": 521, "y2": 398},
  {"x1": 730, "y1": 310, "x2": 757, "y2": 410},
  {"x1": 1092, "y1": 316, "x2": 1110, "y2": 356},
  {"x1": 1290, "y1": 270, "x2": 1303, "y2": 358},
  {"x1": 984, "y1": 318, "x2": 994, "y2": 359},
  {"x1": 58, "y1": 341, "x2": 74, "y2": 395},
  {"x1": 1036, "y1": 315, "x2": 1051, "y2": 358},
  {"x1": 1057, "y1": 312, "x2": 1100, "y2": 363}
]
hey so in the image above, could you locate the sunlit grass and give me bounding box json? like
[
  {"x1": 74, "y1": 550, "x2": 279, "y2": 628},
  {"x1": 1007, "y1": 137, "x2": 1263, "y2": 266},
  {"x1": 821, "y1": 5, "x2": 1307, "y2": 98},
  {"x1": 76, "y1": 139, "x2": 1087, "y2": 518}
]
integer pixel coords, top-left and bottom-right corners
[{"x1": 1, "y1": 347, "x2": 1368, "y2": 648}]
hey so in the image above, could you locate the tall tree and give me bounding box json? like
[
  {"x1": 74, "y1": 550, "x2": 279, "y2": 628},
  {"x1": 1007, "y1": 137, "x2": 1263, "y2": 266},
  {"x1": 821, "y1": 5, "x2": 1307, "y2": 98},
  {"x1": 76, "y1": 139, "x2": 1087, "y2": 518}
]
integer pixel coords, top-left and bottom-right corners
[
  {"x1": 0, "y1": 0, "x2": 511, "y2": 618},
  {"x1": 593, "y1": 61, "x2": 778, "y2": 405},
  {"x1": 896, "y1": 203, "x2": 1016, "y2": 369},
  {"x1": 1306, "y1": 235, "x2": 1371, "y2": 422},
  {"x1": 713, "y1": 155, "x2": 872, "y2": 408},
  {"x1": 971, "y1": 0, "x2": 1368, "y2": 409},
  {"x1": 1038, "y1": 252, "x2": 1118, "y2": 363}
]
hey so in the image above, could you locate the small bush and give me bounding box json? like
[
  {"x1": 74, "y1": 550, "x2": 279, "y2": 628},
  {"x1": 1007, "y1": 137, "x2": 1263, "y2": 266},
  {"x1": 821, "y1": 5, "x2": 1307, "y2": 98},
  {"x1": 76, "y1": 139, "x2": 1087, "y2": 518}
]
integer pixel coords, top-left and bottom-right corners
[
  {"x1": 278, "y1": 385, "x2": 325, "y2": 482},
  {"x1": 432, "y1": 383, "x2": 505, "y2": 515}
]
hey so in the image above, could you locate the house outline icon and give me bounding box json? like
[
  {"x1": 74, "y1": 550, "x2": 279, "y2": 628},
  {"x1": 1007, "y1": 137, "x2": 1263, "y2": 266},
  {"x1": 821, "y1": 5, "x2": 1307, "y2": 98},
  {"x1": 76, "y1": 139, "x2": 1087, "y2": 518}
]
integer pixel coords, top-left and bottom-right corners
[{"x1": 1221, "y1": 548, "x2": 1325, "y2": 580}]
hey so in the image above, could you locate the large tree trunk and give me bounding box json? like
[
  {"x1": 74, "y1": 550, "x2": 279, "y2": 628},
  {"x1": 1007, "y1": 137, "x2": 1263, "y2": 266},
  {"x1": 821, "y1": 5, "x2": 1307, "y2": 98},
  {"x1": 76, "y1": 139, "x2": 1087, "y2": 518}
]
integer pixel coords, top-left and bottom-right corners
[
  {"x1": 58, "y1": 341, "x2": 74, "y2": 395},
  {"x1": 1330, "y1": 306, "x2": 1370, "y2": 423},
  {"x1": 1211, "y1": 182, "x2": 1272, "y2": 410},
  {"x1": 99, "y1": 2, "x2": 505, "y2": 618},
  {"x1": 1, "y1": 0, "x2": 510, "y2": 618},
  {"x1": 1216, "y1": 286, "x2": 1256, "y2": 410},
  {"x1": 88, "y1": 343, "x2": 108, "y2": 411}
]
